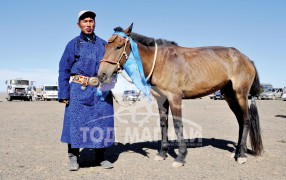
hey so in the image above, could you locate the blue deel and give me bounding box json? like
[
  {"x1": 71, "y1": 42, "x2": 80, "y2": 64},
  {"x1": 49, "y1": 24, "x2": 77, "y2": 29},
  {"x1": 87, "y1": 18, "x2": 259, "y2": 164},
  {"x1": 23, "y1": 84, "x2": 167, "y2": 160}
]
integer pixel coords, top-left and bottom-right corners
[{"x1": 58, "y1": 33, "x2": 115, "y2": 148}]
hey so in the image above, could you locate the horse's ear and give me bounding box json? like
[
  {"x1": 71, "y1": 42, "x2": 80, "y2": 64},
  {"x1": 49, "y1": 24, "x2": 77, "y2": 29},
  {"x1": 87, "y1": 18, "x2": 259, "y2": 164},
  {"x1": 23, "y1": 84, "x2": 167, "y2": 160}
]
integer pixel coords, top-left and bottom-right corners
[{"x1": 124, "y1": 23, "x2": 133, "y2": 36}]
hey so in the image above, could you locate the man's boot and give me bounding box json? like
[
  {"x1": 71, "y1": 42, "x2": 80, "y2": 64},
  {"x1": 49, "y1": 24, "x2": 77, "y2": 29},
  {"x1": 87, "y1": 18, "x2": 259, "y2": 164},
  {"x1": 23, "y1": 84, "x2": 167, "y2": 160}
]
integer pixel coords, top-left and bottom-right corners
[
  {"x1": 68, "y1": 144, "x2": 79, "y2": 171},
  {"x1": 95, "y1": 148, "x2": 113, "y2": 169}
]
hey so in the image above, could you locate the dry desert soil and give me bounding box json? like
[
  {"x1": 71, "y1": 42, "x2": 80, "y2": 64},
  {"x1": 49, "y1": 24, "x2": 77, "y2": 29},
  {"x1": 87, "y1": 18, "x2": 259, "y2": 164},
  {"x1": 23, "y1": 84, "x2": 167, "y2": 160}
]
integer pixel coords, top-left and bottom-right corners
[{"x1": 0, "y1": 94, "x2": 285, "y2": 179}]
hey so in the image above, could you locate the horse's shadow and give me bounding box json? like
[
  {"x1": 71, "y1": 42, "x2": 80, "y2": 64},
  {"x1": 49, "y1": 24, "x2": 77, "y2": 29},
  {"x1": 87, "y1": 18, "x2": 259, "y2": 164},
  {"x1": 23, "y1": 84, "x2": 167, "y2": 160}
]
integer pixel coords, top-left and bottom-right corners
[{"x1": 79, "y1": 138, "x2": 235, "y2": 168}]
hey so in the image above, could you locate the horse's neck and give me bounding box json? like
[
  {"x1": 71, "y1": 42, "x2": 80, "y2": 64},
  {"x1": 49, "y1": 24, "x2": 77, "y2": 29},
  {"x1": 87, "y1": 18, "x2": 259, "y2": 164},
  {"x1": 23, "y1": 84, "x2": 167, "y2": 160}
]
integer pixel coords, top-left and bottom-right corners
[{"x1": 137, "y1": 43, "x2": 156, "y2": 78}]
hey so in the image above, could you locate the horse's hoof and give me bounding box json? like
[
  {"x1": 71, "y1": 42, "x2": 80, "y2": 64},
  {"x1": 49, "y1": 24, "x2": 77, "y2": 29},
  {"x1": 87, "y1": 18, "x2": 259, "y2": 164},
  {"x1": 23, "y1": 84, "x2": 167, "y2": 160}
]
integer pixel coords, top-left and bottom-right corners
[
  {"x1": 172, "y1": 161, "x2": 184, "y2": 168},
  {"x1": 230, "y1": 150, "x2": 236, "y2": 158},
  {"x1": 237, "y1": 157, "x2": 247, "y2": 164},
  {"x1": 154, "y1": 155, "x2": 165, "y2": 161}
]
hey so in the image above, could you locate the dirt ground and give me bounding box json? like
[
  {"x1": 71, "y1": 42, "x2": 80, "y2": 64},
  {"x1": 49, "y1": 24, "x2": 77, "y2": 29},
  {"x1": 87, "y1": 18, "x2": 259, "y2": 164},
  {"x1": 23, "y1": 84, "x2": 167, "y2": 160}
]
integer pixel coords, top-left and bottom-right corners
[{"x1": 0, "y1": 94, "x2": 285, "y2": 179}]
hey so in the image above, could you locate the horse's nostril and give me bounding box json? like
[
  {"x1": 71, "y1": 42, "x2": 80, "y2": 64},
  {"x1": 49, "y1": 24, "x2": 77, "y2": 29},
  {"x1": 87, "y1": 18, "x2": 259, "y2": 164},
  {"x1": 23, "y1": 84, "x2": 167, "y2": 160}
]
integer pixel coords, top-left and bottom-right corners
[{"x1": 98, "y1": 73, "x2": 107, "y2": 82}]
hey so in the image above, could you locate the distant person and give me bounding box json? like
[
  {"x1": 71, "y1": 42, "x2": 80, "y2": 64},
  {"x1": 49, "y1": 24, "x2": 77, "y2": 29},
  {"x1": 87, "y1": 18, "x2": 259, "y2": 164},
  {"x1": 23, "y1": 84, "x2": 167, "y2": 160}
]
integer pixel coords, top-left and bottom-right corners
[{"x1": 58, "y1": 10, "x2": 114, "y2": 171}]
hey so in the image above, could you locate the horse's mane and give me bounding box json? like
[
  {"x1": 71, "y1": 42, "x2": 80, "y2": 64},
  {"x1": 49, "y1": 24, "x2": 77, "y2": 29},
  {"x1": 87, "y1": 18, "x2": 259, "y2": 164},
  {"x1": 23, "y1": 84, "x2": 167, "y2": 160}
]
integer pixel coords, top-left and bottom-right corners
[{"x1": 114, "y1": 27, "x2": 178, "y2": 46}]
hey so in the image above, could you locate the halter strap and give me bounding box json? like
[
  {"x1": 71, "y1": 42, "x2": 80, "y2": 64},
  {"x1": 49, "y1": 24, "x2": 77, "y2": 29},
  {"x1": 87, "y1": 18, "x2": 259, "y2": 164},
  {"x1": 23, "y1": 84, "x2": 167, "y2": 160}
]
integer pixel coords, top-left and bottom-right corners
[
  {"x1": 101, "y1": 34, "x2": 158, "y2": 82},
  {"x1": 101, "y1": 36, "x2": 129, "y2": 72},
  {"x1": 101, "y1": 31, "x2": 158, "y2": 97}
]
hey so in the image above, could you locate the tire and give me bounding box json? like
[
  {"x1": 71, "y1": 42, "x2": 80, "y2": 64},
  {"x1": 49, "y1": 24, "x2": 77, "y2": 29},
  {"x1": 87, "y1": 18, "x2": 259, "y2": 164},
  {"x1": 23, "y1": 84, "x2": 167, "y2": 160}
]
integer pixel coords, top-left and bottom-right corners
[{"x1": 7, "y1": 96, "x2": 12, "y2": 101}]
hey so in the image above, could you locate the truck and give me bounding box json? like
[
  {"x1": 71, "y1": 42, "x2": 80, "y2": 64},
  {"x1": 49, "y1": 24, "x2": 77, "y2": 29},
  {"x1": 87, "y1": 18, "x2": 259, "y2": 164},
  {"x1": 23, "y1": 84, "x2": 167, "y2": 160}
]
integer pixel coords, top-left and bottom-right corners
[
  {"x1": 5, "y1": 78, "x2": 32, "y2": 101},
  {"x1": 37, "y1": 85, "x2": 58, "y2": 101}
]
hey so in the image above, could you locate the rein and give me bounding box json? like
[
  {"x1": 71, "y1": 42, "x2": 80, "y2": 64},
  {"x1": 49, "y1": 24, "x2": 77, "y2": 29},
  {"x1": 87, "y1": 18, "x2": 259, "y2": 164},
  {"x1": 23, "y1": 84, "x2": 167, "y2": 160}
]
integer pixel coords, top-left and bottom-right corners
[{"x1": 146, "y1": 42, "x2": 157, "y2": 81}]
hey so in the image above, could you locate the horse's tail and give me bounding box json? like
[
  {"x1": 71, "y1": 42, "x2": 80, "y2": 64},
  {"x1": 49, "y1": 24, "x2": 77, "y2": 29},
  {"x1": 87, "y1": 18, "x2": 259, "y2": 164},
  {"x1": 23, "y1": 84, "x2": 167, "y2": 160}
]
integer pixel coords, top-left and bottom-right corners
[
  {"x1": 249, "y1": 100, "x2": 263, "y2": 155},
  {"x1": 249, "y1": 61, "x2": 263, "y2": 155},
  {"x1": 249, "y1": 61, "x2": 261, "y2": 97}
]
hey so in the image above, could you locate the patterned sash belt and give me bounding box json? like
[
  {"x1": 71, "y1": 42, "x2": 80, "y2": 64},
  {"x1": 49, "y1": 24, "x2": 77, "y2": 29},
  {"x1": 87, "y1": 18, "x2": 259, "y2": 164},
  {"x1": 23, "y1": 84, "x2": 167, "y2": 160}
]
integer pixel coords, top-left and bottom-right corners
[{"x1": 71, "y1": 75, "x2": 100, "y2": 90}]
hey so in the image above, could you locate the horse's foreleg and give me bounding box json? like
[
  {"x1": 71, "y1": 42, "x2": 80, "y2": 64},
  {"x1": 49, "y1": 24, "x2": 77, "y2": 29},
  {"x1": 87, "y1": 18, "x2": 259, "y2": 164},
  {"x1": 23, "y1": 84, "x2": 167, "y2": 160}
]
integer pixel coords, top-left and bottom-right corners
[
  {"x1": 154, "y1": 98, "x2": 170, "y2": 161},
  {"x1": 169, "y1": 96, "x2": 187, "y2": 168}
]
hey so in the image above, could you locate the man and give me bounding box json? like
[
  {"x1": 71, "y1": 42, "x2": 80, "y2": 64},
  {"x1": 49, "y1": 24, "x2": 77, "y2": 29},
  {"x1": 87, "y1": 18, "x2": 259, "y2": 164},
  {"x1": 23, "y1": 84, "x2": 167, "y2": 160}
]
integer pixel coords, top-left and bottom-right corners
[{"x1": 58, "y1": 10, "x2": 114, "y2": 171}]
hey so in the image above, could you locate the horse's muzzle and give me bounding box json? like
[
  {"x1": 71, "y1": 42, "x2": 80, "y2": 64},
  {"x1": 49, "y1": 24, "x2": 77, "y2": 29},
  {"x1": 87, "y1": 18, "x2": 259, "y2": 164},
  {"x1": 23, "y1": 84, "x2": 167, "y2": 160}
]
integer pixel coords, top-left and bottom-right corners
[{"x1": 98, "y1": 73, "x2": 107, "y2": 83}]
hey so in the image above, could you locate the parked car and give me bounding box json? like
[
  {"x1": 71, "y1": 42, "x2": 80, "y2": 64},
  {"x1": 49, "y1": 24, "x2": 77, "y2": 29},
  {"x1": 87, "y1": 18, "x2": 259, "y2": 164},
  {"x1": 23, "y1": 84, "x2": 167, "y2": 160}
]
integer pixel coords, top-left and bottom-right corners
[
  {"x1": 281, "y1": 91, "x2": 286, "y2": 101},
  {"x1": 259, "y1": 88, "x2": 283, "y2": 100},
  {"x1": 213, "y1": 90, "x2": 224, "y2": 100},
  {"x1": 35, "y1": 85, "x2": 58, "y2": 101},
  {"x1": 209, "y1": 93, "x2": 215, "y2": 99},
  {"x1": 281, "y1": 94, "x2": 286, "y2": 101},
  {"x1": 122, "y1": 90, "x2": 140, "y2": 101},
  {"x1": 261, "y1": 83, "x2": 273, "y2": 92},
  {"x1": 42, "y1": 85, "x2": 58, "y2": 101}
]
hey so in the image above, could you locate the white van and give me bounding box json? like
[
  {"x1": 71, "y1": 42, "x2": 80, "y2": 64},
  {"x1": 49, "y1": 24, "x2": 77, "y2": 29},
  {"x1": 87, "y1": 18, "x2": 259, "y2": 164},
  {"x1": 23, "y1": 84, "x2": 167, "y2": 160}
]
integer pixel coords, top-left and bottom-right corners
[
  {"x1": 41, "y1": 85, "x2": 58, "y2": 101},
  {"x1": 259, "y1": 88, "x2": 283, "y2": 100},
  {"x1": 282, "y1": 89, "x2": 286, "y2": 101}
]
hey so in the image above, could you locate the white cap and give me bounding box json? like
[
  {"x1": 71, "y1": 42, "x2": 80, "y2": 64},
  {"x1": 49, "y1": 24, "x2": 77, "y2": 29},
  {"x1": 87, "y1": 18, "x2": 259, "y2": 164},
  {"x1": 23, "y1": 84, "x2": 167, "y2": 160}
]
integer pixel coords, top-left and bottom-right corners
[{"x1": 78, "y1": 10, "x2": 96, "y2": 20}]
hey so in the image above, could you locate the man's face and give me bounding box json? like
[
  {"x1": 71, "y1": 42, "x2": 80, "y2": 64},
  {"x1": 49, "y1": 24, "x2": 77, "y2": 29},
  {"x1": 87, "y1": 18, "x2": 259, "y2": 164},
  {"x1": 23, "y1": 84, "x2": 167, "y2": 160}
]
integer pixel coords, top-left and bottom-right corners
[{"x1": 78, "y1": 17, "x2": 95, "y2": 34}]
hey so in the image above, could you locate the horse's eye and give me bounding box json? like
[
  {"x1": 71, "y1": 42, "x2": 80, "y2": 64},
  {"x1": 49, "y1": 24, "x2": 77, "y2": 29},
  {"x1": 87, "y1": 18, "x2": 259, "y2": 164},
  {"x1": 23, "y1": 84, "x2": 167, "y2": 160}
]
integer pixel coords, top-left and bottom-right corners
[{"x1": 116, "y1": 46, "x2": 122, "y2": 50}]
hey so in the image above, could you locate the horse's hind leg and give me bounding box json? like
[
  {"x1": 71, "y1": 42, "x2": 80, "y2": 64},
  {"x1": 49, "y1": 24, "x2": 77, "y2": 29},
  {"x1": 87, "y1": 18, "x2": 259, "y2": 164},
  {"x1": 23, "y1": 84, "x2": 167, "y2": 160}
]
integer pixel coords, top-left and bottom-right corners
[
  {"x1": 223, "y1": 91, "x2": 243, "y2": 158},
  {"x1": 223, "y1": 87, "x2": 250, "y2": 164},
  {"x1": 169, "y1": 95, "x2": 187, "y2": 168},
  {"x1": 235, "y1": 93, "x2": 250, "y2": 164},
  {"x1": 154, "y1": 96, "x2": 170, "y2": 161}
]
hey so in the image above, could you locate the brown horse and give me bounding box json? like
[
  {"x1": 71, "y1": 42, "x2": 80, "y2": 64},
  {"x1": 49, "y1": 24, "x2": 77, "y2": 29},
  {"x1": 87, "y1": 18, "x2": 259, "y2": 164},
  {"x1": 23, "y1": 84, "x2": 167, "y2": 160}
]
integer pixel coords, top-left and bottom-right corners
[{"x1": 98, "y1": 24, "x2": 263, "y2": 167}]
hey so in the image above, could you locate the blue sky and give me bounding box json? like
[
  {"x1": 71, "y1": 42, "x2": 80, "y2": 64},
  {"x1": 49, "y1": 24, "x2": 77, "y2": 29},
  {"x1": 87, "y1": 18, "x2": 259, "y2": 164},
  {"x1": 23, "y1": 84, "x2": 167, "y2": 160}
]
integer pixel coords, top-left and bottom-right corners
[{"x1": 0, "y1": 0, "x2": 285, "y2": 93}]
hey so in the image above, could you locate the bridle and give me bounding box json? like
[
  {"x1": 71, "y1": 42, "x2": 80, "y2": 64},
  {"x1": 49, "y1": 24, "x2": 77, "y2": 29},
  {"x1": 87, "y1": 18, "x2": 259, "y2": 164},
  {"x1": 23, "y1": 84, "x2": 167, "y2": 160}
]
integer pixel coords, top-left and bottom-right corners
[
  {"x1": 100, "y1": 36, "x2": 130, "y2": 75},
  {"x1": 99, "y1": 34, "x2": 158, "y2": 107},
  {"x1": 100, "y1": 35, "x2": 158, "y2": 82}
]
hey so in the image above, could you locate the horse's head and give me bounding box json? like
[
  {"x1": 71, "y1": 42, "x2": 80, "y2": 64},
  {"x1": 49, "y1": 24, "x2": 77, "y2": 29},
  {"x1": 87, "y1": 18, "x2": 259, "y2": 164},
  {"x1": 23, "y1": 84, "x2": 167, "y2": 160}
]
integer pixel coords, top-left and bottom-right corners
[{"x1": 98, "y1": 23, "x2": 133, "y2": 84}]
